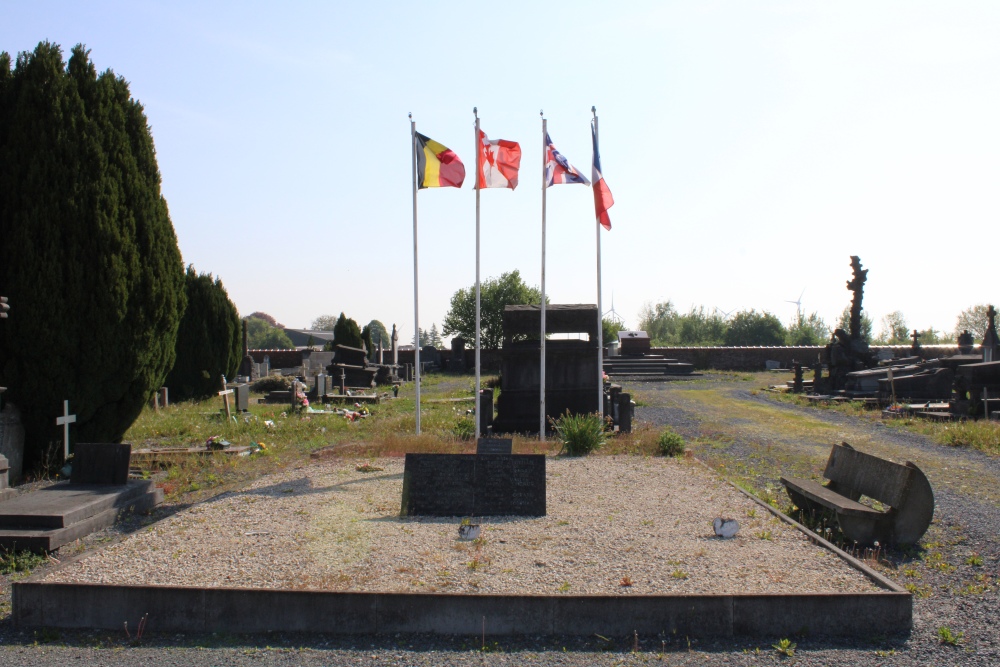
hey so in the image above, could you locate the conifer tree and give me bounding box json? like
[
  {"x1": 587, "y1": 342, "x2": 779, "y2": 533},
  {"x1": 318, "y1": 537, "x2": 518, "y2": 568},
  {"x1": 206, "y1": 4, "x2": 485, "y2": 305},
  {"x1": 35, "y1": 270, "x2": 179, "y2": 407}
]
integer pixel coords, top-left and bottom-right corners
[
  {"x1": 0, "y1": 43, "x2": 185, "y2": 466},
  {"x1": 164, "y1": 267, "x2": 241, "y2": 401},
  {"x1": 333, "y1": 313, "x2": 364, "y2": 348}
]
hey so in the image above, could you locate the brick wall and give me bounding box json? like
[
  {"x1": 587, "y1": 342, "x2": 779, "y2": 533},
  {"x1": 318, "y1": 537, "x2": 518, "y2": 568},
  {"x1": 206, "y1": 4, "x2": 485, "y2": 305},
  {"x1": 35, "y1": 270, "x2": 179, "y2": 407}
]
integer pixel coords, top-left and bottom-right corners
[{"x1": 651, "y1": 345, "x2": 964, "y2": 371}]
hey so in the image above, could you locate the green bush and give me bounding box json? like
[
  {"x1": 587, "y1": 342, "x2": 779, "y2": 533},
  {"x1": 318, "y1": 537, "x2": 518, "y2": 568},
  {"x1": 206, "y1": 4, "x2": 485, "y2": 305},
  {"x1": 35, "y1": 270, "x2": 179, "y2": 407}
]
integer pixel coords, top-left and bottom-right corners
[
  {"x1": 251, "y1": 375, "x2": 291, "y2": 393},
  {"x1": 658, "y1": 428, "x2": 685, "y2": 457},
  {"x1": 553, "y1": 411, "x2": 607, "y2": 456}
]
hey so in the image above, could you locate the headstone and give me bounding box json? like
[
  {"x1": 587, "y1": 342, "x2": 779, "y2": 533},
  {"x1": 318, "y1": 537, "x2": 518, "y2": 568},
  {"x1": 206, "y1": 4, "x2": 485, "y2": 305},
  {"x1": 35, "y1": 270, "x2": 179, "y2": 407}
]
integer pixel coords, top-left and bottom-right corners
[
  {"x1": 910, "y1": 329, "x2": 921, "y2": 354},
  {"x1": 315, "y1": 374, "x2": 328, "y2": 398},
  {"x1": 983, "y1": 305, "x2": 999, "y2": 363},
  {"x1": 400, "y1": 453, "x2": 546, "y2": 517},
  {"x1": 71, "y1": 443, "x2": 131, "y2": 485},
  {"x1": 233, "y1": 383, "x2": 250, "y2": 412},
  {"x1": 450, "y1": 337, "x2": 466, "y2": 372},
  {"x1": 0, "y1": 403, "x2": 25, "y2": 484},
  {"x1": 765, "y1": 360, "x2": 781, "y2": 370},
  {"x1": 617, "y1": 392, "x2": 633, "y2": 433},
  {"x1": 479, "y1": 388, "x2": 494, "y2": 435},
  {"x1": 421, "y1": 345, "x2": 441, "y2": 369},
  {"x1": 958, "y1": 330, "x2": 975, "y2": 355},
  {"x1": 262, "y1": 356, "x2": 271, "y2": 377},
  {"x1": 476, "y1": 437, "x2": 511, "y2": 455},
  {"x1": 0, "y1": 454, "x2": 13, "y2": 502},
  {"x1": 792, "y1": 361, "x2": 804, "y2": 393}
]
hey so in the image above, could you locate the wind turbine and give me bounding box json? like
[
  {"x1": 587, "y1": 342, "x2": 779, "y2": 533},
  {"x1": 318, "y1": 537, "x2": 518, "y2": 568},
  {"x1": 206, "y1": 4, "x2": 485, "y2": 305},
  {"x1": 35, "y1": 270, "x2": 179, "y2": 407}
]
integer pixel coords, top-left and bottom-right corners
[
  {"x1": 714, "y1": 306, "x2": 734, "y2": 320},
  {"x1": 603, "y1": 291, "x2": 625, "y2": 326},
  {"x1": 786, "y1": 289, "x2": 805, "y2": 319}
]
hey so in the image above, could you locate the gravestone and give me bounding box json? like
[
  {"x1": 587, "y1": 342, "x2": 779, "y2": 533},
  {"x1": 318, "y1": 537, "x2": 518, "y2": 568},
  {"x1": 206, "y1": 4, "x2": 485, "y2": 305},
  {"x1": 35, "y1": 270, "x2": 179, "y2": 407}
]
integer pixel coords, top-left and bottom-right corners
[
  {"x1": 232, "y1": 383, "x2": 250, "y2": 412},
  {"x1": 476, "y1": 437, "x2": 512, "y2": 455},
  {"x1": 315, "y1": 374, "x2": 328, "y2": 398},
  {"x1": 450, "y1": 337, "x2": 466, "y2": 372},
  {"x1": 71, "y1": 443, "x2": 131, "y2": 485},
  {"x1": 479, "y1": 388, "x2": 494, "y2": 435},
  {"x1": 391, "y1": 324, "x2": 399, "y2": 366},
  {"x1": 421, "y1": 346, "x2": 442, "y2": 369},
  {"x1": 400, "y1": 453, "x2": 545, "y2": 517},
  {"x1": 0, "y1": 454, "x2": 13, "y2": 502},
  {"x1": 0, "y1": 403, "x2": 24, "y2": 484}
]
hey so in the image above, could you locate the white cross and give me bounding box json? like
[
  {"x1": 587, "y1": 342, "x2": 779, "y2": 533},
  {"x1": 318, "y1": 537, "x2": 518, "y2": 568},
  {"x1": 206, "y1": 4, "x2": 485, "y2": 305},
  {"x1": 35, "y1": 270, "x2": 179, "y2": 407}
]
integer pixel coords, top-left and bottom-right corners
[
  {"x1": 218, "y1": 375, "x2": 234, "y2": 421},
  {"x1": 56, "y1": 400, "x2": 76, "y2": 461}
]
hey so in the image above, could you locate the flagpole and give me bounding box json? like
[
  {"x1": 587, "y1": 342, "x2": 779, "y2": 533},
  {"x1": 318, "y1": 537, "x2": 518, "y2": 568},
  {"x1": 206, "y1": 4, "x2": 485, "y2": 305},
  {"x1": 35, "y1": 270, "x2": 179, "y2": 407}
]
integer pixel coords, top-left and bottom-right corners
[
  {"x1": 474, "y1": 107, "x2": 482, "y2": 437},
  {"x1": 540, "y1": 111, "x2": 547, "y2": 440},
  {"x1": 593, "y1": 106, "x2": 604, "y2": 419},
  {"x1": 410, "y1": 113, "x2": 421, "y2": 434}
]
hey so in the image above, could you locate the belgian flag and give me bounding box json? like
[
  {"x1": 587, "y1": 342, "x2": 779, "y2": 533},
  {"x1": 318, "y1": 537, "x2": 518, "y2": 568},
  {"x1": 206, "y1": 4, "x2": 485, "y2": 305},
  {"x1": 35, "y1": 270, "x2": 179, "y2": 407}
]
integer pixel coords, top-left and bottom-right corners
[{"x1": 415, "y1": 133, "x2": 465, "y2": 189}]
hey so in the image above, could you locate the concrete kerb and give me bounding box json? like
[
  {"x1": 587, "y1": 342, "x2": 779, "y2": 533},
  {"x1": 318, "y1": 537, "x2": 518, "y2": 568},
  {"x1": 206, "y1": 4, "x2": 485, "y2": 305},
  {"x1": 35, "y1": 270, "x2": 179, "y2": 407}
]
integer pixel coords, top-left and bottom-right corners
[
  {"x1": 11, "y1": 459, "x2": 911, "y2": 638},
  {"x1": 13, "y1": 582, "x2": 909, "y2": 637}
]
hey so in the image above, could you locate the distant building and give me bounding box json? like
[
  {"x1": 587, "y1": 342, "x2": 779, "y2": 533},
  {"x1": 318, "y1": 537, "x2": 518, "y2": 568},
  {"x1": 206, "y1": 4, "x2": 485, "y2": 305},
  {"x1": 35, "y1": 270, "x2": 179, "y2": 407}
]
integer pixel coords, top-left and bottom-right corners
[{"x1": 283, "y1": 328, "x2": 336, "y2": 349}]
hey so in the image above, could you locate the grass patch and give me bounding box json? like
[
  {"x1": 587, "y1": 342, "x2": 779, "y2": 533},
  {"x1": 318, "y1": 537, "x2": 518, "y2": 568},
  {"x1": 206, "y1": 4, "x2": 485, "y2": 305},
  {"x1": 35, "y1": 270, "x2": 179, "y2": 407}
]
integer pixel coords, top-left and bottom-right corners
[{"x1": 0, "y1": 548, "x2": 47, "y2": 575}]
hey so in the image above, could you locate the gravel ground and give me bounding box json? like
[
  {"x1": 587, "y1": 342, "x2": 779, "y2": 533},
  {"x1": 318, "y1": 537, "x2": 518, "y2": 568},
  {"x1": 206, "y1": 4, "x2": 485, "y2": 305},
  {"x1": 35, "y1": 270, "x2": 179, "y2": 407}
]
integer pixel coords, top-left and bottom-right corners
[
  {"x1": 1, "y1": 373, "x2": 998, "y2": 666},
  {"x1": 37, "y1": 456, "x2": 874, "y2": 596}
]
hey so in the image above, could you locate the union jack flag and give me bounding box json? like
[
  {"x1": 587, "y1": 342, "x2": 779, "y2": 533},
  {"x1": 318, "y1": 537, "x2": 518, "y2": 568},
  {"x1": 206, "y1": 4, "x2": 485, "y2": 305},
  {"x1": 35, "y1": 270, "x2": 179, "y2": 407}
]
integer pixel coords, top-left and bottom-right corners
[{"x1": 545, "y1": 132, "x2": 590, "y2": 187}]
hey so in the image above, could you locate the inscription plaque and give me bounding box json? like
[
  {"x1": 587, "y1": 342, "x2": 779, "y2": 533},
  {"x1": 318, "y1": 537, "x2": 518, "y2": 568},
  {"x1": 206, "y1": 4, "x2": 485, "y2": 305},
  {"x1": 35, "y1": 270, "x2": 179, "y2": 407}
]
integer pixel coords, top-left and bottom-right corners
[
  {"x1": 476, "y1": 437, "x2": 513, "y2": 455},
  {"x1": 71, "y1": 443, "x2": 131, "y2": 485},
  {"x1": 400, "y1": 453, "x2": 545, "y2": 517}
]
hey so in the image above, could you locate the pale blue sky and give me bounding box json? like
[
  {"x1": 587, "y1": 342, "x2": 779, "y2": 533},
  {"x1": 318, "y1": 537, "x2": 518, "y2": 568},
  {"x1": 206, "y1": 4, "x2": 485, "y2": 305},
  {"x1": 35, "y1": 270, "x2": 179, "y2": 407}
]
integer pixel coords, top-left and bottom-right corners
[{"x1": 4, "y1": 1, "x2": 999, "y2": 342}]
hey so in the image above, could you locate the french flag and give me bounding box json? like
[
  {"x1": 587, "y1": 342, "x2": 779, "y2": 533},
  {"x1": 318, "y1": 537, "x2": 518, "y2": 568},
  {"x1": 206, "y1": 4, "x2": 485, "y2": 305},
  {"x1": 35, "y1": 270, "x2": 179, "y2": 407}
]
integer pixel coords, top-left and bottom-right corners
[
  {"x1": 591, "y1": 123, "x2": 614, "y2": 230},
  {"x1": 545, "y1": 133, "x2": 590, "y2": 187}
]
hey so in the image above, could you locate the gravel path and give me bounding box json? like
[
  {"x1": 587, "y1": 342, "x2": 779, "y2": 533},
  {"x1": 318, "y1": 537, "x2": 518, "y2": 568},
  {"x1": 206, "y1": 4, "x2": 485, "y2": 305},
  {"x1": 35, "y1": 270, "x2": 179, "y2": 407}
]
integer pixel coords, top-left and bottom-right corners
[{"x1": 1, "y1": 374, "x2": 998, "y2": 666}]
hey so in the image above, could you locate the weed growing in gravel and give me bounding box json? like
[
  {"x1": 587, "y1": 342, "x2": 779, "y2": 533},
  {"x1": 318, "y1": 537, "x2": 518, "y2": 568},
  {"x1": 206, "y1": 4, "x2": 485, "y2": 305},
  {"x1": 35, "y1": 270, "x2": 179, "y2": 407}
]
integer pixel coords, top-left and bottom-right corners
[
  {"x1": 937, "y1": 626, "x2": 963, "y2": 646},
  {"x1": 0, "y1": 548, "x2": 47, "y2": 575},
  {"x1": 557, "y1": 582, "x2": 571, "y2": 592},
  {"x1": 657, "y1": 427, "x2": 685, "y2": 457},
  {"x1": 772, "y1": 638, "x2": 796, "y2": 657},
  {"x1": 965, "y1": 553, "x2": 984, "y2": 566},
  {"x1": 670, "y1": 569, "x2": 688, "y2": 580}
]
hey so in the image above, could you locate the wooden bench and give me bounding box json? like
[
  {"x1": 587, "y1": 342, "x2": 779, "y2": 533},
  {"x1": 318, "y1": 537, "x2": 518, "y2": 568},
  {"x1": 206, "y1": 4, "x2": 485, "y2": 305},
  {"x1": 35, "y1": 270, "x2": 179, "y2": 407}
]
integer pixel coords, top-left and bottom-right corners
[{"x1": 780, "y1": 442, "x2": 934, "y2": 546}]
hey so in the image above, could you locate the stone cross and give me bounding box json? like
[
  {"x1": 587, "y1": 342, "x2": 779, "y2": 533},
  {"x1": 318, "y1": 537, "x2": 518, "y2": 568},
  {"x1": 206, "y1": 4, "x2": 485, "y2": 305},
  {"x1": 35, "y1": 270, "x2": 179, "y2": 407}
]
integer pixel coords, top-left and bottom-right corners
[
  {"x1": 218, "y1": 375, "x2": 234, "y2": 421},
  {"x1": 56, "y1": 399, "x2": 77, "y2": 461},
  {"x1": 910, "y1": 329, "x2": 920, "y2": 351}
]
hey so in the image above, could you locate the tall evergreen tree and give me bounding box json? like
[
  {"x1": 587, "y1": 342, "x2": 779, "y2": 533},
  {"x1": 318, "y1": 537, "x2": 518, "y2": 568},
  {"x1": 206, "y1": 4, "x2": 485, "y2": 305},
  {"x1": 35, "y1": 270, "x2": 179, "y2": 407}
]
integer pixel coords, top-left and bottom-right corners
[
  {"x1": 164, "y1": 267, "x2": 241, "y2": 401},
  {"x1": 0, "y1": 43, "x2": 186, "y2": 467},
  {"x1": 333, "y1": 313, "x2": 364, "y2": 348}
]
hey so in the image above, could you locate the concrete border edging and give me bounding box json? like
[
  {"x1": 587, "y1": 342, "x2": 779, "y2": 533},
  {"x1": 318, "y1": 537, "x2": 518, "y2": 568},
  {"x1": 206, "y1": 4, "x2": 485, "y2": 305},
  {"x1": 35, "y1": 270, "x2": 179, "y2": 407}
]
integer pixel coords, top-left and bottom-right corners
[{"x1": 13, "y1": 582, "x2": 909, "y2": 637}]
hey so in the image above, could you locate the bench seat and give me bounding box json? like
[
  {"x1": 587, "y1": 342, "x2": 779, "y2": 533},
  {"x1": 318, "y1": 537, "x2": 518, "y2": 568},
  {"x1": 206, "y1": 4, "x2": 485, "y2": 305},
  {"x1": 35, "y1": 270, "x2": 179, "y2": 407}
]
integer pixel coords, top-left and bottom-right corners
[{"x1": 780, "y1": 476, "x2": 883, "y2": 518}]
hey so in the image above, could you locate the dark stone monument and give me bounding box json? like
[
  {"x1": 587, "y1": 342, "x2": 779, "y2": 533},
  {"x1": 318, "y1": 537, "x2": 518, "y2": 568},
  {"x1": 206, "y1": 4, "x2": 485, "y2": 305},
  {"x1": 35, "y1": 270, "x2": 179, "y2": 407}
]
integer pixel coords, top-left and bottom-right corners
[
  {"x1": 792, "y1": 361, "x2": 804, "y2": 393},
  {"x1": 421, "y1": 345, "x2": 442, "y2": 370},
  {"x1": 314, "y1": 374, "x2": 328, "y2": 398},
  {"x1": 450, "y1": 337, "x2": 466, "y2": 372},
  {"x1": 958, "y1": 330, "x2": 975, "y2": 355},
  {"x1": 618, "y1": 330, "x2": 651, "y2": 356},
  {"x1": 616, "y1": 392, "x2": 632, "y2": 433},
  {"x1": 910, "y1": 329, "x2": 921, "y2": 355},
  {"x1": 71, "y1": 443, "x2": 131, "y2": 485},
  {"x1": 476, "y1": 437, "x2": 512, "y2": 455},
  {"x1": 325, "y1": 344, "x2": 377, "y2": 389},
  {"x1": 400, "y1": 453, "x2": 545, "y2": 517},
  {"x1": 479, "y1": 388, "x2": 494, "y2": 436},
  {"x1": 493, "y1": 304, "x2": 600, "y2": 434},
  {"x1": 982, "y1": 305, "x2": 999, "y2": 363},
  {"x1": 238, "y1": 319, "x2": 260, "y2": 381},
  {"x1": 821, "y1": 256, "x2": 878, "y2": 392}
]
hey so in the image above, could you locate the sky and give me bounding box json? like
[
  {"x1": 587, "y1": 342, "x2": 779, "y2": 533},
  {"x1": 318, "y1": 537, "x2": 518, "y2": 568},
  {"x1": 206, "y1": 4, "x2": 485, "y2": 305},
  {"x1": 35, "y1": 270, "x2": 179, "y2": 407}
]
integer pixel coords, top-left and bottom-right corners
[{"x1": 4, "y1": 1, "x2": 999, "y2": 344}]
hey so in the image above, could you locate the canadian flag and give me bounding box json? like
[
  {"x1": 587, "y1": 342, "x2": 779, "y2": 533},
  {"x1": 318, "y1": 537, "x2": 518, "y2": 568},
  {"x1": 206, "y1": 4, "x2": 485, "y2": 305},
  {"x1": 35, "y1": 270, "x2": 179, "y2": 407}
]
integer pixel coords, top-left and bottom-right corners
[{"x1": 477, "y1": 130, "x2": 521, "y2": 190}]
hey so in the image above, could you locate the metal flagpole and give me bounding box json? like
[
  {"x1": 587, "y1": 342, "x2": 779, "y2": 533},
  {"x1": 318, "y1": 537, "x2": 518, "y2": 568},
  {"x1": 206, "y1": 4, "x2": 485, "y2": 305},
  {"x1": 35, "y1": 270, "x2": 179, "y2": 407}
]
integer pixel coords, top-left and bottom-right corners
[
  {"x1": 593, "y1": 106, "x2": 604, "y2": 418},
  {"x1": 540, "y1": 111, "x2": 547, "y2": 440},
  {"x1": 410, "y1": 113, "x2": 421, "y2": 434},
  {"x1": 474, "y1": 107, "x2": 481, "y2": 437}
]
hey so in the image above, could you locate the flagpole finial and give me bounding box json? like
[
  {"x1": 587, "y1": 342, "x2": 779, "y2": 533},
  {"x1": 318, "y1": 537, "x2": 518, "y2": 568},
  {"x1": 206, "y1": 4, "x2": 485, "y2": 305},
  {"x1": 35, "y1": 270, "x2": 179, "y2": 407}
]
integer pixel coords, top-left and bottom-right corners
[
  {"x1": 473, "y1": 107, "x2": 477, "y2": 118},
  {"x1": 539, "y1": 109, "x2": 544, "y2": 118},
  {"x1": 408, "y1": 112, "x2": 412, "y2": 120}
]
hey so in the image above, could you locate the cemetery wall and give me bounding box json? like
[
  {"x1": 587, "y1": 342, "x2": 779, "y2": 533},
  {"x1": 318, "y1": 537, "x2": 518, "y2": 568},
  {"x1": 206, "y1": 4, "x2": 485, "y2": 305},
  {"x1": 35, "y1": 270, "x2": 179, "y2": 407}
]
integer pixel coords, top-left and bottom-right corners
[{"x1": 652, "y1": 345, "x2": 963, "y2": 371}]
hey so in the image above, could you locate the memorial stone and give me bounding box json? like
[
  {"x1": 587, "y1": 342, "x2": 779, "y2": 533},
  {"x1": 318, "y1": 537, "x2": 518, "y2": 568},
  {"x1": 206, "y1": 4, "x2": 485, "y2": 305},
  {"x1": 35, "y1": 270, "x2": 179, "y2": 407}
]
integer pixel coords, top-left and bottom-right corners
[
  {"x1": 71, "y1": 443, "x2": 132, "y2": 485},
  {"x1": 476, "y1": 437, "x2": 512, "y2": 455},
  {"x1": 400, "y1": 453, "x2": 545, "y2": 517}
]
